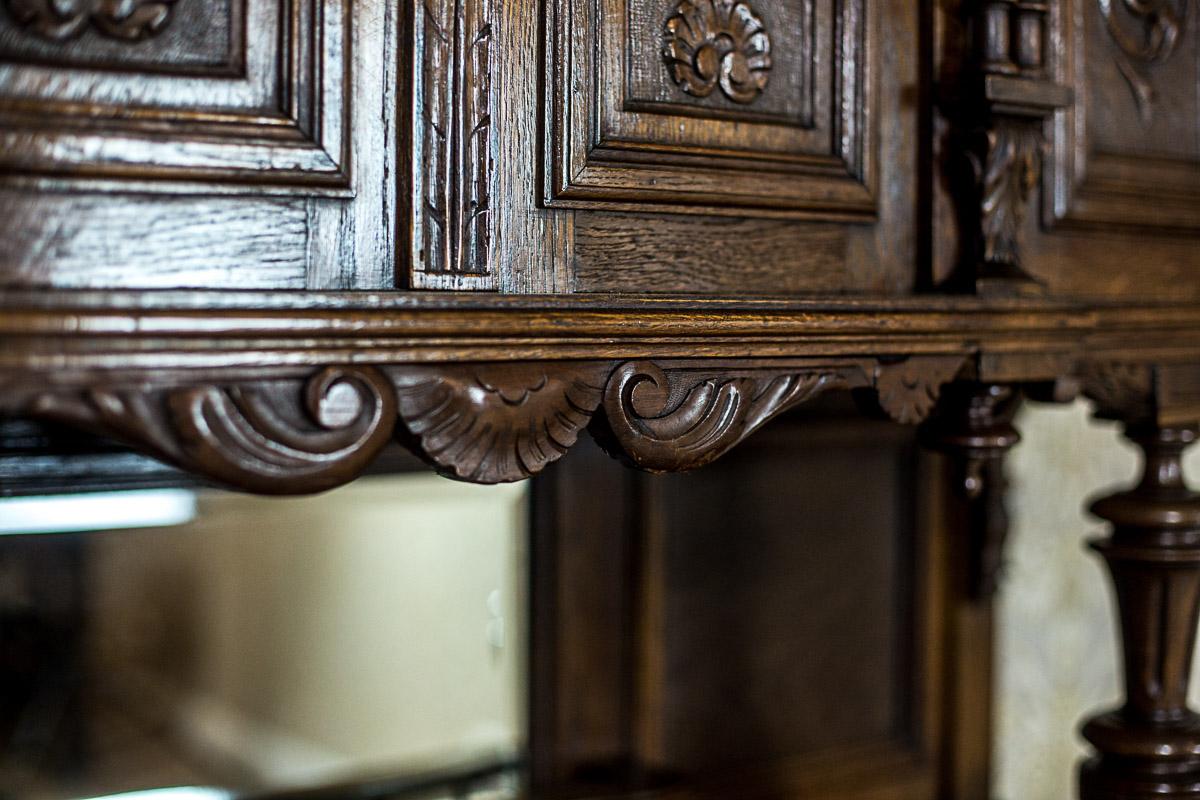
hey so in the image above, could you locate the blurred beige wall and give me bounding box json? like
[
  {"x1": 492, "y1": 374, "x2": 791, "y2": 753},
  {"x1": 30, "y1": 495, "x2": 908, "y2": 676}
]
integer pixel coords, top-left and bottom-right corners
[
  {"x1": 87, "y1": 475, "x2": 527, "y2": 789},
  {"x1": 997, "y1": 401, "x2": 1200, "y2": 800}
]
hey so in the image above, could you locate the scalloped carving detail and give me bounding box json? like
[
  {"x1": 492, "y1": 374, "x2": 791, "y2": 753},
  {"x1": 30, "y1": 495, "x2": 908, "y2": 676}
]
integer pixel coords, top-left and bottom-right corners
[
  {"x1": 388, "y1": 362, "x2": 614, "y2": 484},
  {"x1": 596, "y1": 361, "x2": 844, "y2": 472},
  {"x1": 27, "y1": 367, "x2": 396, "y2": 495},
  {"x1": 874, "y1": 356, "x2": 969, "y2": 425}
]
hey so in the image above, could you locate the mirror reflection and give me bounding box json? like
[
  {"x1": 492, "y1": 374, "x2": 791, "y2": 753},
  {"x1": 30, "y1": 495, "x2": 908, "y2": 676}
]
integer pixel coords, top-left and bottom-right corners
[{"x1": 0, "y1": 475, "x2": 527, "y2": 800}]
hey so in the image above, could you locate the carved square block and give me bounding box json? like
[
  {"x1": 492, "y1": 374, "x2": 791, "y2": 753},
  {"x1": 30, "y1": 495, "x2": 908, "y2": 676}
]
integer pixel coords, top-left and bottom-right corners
[
  {"x1": 0, "y1": 0, "x2": 349, "y2": 193},
  {"x1": 545, "y1": 0, "x2": 875, "y2": 218},
  {"x1": 1044, "y1": 0, "x2": 1200, "y2": 232}
]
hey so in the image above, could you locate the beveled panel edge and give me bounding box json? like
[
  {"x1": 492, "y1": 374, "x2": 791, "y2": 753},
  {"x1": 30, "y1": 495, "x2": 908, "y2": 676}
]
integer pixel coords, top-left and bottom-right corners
[
  {"x1": 0, "y1": 0, "x2": 351, "y2": 193},
  {"x1": 542, "y1": 0, "x2": 875, "y2": 219},
  {"x1": 1041, "y1": 0, "x2": 1200, "y2": 235}
]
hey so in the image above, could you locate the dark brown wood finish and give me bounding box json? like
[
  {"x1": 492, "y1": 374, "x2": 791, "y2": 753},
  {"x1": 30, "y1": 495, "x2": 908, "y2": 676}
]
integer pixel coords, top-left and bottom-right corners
[
  {"x1": 1082, "y1": 423, "x2": 1200, "y2": 799},
  {"x1": 1, "y1": 0, "x2": 1200, "y2": 797},
  {"x1": 531, "y1": 406, "x2": 965, "y2": 800}
]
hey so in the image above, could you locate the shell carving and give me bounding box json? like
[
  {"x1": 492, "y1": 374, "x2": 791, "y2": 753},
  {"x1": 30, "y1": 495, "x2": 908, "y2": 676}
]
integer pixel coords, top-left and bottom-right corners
[{"x1": 662, "y1": 0, "x2": 772, "y2": 105}]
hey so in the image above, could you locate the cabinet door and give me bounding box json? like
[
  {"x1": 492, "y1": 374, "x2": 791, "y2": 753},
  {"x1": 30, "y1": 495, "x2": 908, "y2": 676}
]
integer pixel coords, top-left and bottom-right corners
[
  {"x1": 409, "y1": 0, "x2": 920, "y2": 294},
  {"x1": 0, "y1": 0, "x2": 917, "y2": 296},
  {"x1": 1025, "y1": 0, "x2": 1200, "y2": 298},
  {"x1": 0, "y1": 0, "x2": 394, "y2": 290}
]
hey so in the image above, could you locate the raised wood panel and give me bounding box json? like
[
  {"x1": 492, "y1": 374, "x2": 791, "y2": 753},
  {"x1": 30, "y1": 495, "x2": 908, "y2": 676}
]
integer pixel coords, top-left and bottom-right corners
[
  {"x1": 0, "y1": 0, "x2": 349, "y2": 192},
  {"x1": 0, "y1": 0, "x2": 239, "y2": 73},
  {"x1": 1043, "y1": 0, "x2": 1200, "y2": 233},
  {"x1": 529, "y1": 404, "x2": 956, "y2": 799},
  {"x1": 543, "y1": 0, "x2": 876, "y2": 219}
]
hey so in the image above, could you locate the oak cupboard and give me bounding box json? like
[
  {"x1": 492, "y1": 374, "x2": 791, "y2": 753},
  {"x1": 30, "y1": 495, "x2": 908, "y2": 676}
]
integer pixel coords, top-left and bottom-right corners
[{"x1": 1, "y1": 0, "x2": 1200, "y2": 797}]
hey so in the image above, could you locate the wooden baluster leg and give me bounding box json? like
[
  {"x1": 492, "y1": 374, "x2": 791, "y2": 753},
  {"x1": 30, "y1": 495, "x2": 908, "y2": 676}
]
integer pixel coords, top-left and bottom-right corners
[{"x1": 1082, "y1": 425, "x2": 1200, "y2": 799}]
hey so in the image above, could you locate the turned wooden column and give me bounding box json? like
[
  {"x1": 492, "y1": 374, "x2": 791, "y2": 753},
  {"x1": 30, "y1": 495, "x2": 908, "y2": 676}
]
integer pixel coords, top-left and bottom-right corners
[
  {"x1": 924, "y1": 382, "x2": 1022, "y2": 799},
  {"x1": 1082, "y1": 424, "x2": 1200, "y2": 799}
]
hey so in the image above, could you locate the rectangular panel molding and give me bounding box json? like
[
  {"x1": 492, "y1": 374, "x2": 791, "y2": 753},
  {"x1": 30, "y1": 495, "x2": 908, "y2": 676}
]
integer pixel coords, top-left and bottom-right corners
[
  {"x1": 0, "y1": 0, "x2": 350, "y2": 193},
  {"x1": 1044, "y1": 0, "x2": 1200, "y2": 232},
  {"x1": 544, "y1": 0, "x2": 876, "y2": 219}
]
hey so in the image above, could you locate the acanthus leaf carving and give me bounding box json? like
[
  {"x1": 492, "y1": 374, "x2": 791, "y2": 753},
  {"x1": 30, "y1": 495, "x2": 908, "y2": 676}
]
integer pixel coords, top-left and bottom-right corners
[
  {"x1": 874, "y1": 356, "x2": 969, "y2": 426},
  {"x1": 388, "y1": 362, "x2": 614, "y2": 484},
  {"x1": 594, "y1": 361, "x2": 845, "y2": 473},
  {"x1": 4, "y1": 0, "x2": 176, "y2": 42},
  {"x1": 25, "y1": 367, "x2": 397, "y2": 495},
  {"x1": 976, "y1": 120, "x2": 1044, "y2": 272}
]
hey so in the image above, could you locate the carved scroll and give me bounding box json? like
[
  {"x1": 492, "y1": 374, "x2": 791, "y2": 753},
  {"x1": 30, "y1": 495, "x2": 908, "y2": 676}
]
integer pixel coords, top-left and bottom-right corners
[
  {"x1": 26, "y1": 368, "x2": 397, "y2": 495},
  {"x1": 389, "y1": 363, "x2": 613, "y2": 484},
  {"x1": 0, "y1": 355, "x2": 978, "y2": 492},
  {"x1": 1099, "y1": 0, "x2": 1188, "y2": 124},
  {"x1": 411, "y1": 0, "x2": 494, "y2": 289},
  {"x1": 595, "y1": 361, "x2": 846, "y2": 472},
  {"x1": 3, "y1": 0, "x2": 176, "y2": 41}
]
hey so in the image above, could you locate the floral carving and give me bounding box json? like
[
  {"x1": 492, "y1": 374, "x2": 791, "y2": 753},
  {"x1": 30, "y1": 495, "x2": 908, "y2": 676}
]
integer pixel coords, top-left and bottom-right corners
[
  {"x1": 4, "y1": 0, "x2": 177, "y2": 41},
  {"x1": 389, "y1": 363, "x2": 613, "y2": 484},
  {"x1": 1098, "y1": 0, "x2": 1188, "y2": 124},
  {"x1": 595, "y1": 361, "x2": 843, "y2": 472},
  {"x1": 662, "y1": 0, "x2": 772, "y2": 105}
]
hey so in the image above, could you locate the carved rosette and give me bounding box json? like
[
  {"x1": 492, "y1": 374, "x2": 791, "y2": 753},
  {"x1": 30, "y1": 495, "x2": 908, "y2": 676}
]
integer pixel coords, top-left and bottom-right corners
[
  {"x1": 389, "y1": 363, "x2": 613, "y2": 484},
  {"x1": 662, "y1": 0, "x2": 772, "y2": 104},
  {"x1": 4, "y1": 0, "x2": 177, "y2": 41},
  {"x1": 594, "y1": 361, "x2": 843, "y2": 472}
]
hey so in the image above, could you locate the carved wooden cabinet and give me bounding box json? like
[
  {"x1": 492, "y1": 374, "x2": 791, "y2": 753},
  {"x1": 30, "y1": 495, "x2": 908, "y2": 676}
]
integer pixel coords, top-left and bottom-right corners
[{"x1": 2, "y1": 0, "x2": 1200, "y2": 798}]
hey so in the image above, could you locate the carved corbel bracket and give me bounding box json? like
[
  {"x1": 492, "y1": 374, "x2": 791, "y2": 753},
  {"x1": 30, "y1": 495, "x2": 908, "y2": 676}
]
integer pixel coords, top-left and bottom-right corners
[
  {"x1": 1080, "y1": 361, "x2": 1200, "y2": 428},
  {"x1": 12, "y1": 367, "x2": 398, "y2": 495},
  {"x1": 953, "y1": 1, "x2": 1073, "y2": 293},
  {"x1": 591, "y1": 360, "x2": 850, "y2": 473},
  {"x1": 388, "y1": 362, "x2": 614, "y2": 484},
  {"x1": 592, "y1": 355, "x2": 969, "y2": 472},
  {"x1": 0, "y1": 355, "x2": 975, "y2": 494}
]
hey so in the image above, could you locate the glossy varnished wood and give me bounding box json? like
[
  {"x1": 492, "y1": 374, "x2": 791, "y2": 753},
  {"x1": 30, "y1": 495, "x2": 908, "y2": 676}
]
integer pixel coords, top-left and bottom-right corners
[{"x1": 1, "y1": 0, "x2": 1199, "y2": 797}]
